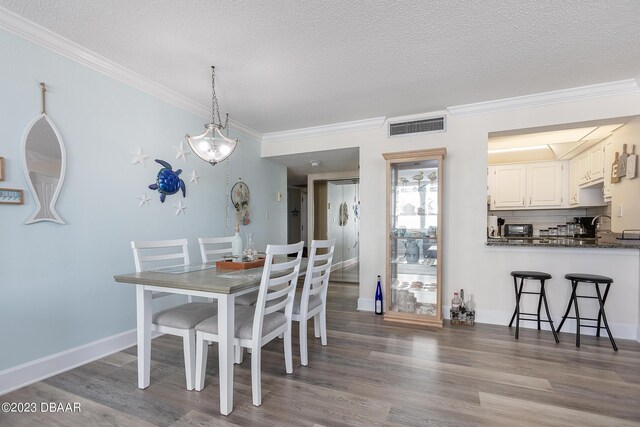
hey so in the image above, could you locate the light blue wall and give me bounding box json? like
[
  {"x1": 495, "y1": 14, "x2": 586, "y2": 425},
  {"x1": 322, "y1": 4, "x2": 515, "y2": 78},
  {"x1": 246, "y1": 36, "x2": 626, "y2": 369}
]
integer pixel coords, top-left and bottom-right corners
[{"x1": 0, "y1": 29, "x2": 286, "y2": 371}]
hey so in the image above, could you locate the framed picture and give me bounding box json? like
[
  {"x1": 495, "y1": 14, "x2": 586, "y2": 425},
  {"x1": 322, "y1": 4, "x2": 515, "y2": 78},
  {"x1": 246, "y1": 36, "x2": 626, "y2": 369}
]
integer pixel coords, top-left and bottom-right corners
[
  {"x1": 0, "y1": 188, "x2": 23, "y2": 204},
  {"x1": 0, "y1": 157, "x2": 4, "y2": 181}
]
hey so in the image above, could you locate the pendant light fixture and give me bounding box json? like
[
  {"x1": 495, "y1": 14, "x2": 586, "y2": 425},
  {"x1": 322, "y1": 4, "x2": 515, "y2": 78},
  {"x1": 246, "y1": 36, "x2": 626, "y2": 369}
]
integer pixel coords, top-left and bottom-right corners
[{"x1": 186, "y1": 66, "x2": 239, "y2": 165}]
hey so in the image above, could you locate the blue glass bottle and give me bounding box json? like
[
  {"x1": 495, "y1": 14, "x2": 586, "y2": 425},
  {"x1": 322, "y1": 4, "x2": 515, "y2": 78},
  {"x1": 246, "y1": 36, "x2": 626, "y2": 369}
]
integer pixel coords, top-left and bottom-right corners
[{"x1": 375, "y1": 275, "x2": 383, "y2": 315}]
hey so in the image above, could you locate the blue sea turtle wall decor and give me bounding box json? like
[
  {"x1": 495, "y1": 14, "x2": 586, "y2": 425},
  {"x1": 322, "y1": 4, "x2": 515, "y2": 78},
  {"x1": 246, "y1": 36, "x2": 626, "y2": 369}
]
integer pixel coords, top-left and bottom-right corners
[{"x1": 148, "y1": 159, "x2": 186, "y2": 203}]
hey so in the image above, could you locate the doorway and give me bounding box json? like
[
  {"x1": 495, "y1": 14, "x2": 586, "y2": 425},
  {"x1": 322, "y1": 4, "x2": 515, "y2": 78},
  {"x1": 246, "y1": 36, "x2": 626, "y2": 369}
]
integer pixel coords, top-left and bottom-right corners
[{"x1": 313, "y1": 178, "x2": 360, "y2": 283}]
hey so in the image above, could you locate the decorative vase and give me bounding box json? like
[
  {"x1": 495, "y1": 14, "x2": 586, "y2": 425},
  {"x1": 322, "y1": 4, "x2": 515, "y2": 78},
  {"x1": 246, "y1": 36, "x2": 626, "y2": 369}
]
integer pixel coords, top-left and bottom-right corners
[
  {"x1": 404, "y1": 240, "x2": 420, "y2": 263},
  {"x1": 242, "y1": 232, "x2": 258, "y2": 262}
]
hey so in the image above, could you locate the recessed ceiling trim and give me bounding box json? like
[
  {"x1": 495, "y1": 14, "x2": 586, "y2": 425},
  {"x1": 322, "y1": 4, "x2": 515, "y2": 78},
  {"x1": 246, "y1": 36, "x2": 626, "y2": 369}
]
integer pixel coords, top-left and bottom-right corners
[
  {"x1": 0, "y1": 6, "x2": 262, "y2": 142},
  {"x1": 262, "y1": 117, "x2": 385, "y2": 143},
  {"x1": 447, "y1": 79, "x2": 640, "y2": 117}
]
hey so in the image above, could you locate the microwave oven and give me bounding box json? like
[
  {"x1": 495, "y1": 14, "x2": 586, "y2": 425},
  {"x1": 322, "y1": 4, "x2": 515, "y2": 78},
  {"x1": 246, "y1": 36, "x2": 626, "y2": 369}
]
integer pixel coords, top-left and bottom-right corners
[{"x1": 503, "y1": 224, "x2": 533, "y2": 237}]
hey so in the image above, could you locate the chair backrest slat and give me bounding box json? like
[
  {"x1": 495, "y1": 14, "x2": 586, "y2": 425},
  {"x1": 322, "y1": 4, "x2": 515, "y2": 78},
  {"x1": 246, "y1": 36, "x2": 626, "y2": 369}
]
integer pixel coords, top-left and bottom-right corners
[
  {"x1": 251, "y1": 241, "x2": 304, "y2": 343},
  {"x1": 131, "y1": 239, "x2": 190, "y2": 272},
  {"x1": 298, "y1": 239, "x2": 335, "y2": 316},
  {"x1": 198, "y1": 237, "x2": 234, "y2": 263}
]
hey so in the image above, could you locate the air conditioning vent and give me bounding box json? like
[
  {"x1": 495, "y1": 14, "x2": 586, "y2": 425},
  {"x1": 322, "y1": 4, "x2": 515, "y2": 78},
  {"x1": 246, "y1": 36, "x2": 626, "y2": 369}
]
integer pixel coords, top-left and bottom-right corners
[{"x1": 389, "y1": 116, "x2": 446, "y2": 137}]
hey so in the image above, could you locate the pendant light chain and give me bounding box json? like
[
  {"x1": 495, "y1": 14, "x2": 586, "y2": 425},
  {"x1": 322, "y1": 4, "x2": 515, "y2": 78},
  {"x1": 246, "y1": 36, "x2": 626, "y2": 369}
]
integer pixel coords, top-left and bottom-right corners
[
  {"x1": 211, "y1": 66, "x2": 229, "y2": 129},
  {"x1": 225, "y1": 159, "x2": 230, "y2": 236}
]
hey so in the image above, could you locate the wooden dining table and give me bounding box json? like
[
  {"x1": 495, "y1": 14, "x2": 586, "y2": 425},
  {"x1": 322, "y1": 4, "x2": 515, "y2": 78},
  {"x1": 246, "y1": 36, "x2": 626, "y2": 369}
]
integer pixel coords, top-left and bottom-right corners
[{"x1": 114, "y1": 259, "x2": 306, "y2": 415}]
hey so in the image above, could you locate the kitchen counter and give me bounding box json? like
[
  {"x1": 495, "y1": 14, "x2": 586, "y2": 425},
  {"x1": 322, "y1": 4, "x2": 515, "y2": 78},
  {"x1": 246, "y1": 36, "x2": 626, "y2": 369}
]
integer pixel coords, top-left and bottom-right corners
[{"x1": 486, "y1": 233, "x2": 640, "y2": 249}]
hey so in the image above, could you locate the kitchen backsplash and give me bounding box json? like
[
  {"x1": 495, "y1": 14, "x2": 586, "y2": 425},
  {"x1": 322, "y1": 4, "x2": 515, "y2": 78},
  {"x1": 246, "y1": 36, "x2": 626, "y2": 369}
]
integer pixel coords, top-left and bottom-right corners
[{"x1": 488, "y1": 206, "x2": 611, "y2": 236}]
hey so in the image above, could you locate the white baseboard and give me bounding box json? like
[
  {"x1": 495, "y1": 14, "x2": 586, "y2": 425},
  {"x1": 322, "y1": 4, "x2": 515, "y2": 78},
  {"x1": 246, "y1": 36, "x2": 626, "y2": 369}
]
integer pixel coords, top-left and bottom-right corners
[
  {"x1": 0, "y1": 329, "x2": 159, "y2": 396},
  {"x1": 357, "y1": 297, "x2": 374, "y2": 311}
]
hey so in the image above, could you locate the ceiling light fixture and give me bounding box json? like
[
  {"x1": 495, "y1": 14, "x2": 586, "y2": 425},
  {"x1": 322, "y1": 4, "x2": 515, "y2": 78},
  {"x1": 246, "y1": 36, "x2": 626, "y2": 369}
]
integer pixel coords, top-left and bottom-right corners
[
  {"x1": 488, "y1": 145, "x2": 550, "y2": 154},
  {"x1": 310, "y1": 160, "x2": 321, "y2": 167},
  {"x1": 186, "y1": 66, "x2": 239, "y2": 165}
]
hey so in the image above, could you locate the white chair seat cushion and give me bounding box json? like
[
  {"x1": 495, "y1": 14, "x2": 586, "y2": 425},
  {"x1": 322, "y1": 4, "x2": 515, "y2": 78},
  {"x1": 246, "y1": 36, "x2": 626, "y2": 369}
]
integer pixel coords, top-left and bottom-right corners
[
  {"x1": 235, "y1": 290, "x2": 259, "y2": 306},
  {"x1": 153, "y1": 303, "x2": 218, "y2": 329},
  {"x1": 292, "y1": 293, "x2": 322, "y2": 315},
  {"x1": 195, "y1": 306, "x2": 287, "y2": 340}
]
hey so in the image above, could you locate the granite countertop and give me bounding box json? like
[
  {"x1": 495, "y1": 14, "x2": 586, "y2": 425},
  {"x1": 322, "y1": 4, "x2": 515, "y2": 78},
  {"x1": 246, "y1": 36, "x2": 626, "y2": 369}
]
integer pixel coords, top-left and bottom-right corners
[{"x1": 486, "y1": 232, "x2": 640, "y2": 249}]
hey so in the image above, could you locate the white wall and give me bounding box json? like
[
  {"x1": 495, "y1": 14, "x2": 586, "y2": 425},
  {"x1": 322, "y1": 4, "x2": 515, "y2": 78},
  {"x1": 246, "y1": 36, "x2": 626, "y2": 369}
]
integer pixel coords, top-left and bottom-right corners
[
  {"x1": 263, "y1": 91, "x2": 640, "y2": 340},
  {"x1": 607, "y1": 116, "x2": 640, "y2": 231},
  {"x1": 0, "y1": 28, "x2": 287, "y2": 374}
]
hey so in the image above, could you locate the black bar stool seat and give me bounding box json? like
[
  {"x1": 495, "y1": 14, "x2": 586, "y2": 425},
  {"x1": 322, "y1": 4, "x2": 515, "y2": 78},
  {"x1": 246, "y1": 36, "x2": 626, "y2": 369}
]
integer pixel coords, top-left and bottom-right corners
[
  {"x1": 557, "y1": 273, "x2": 617, "y2": 351},
  {"x1": 509, "y1": 271, "x2": 559, "y2": 343}
]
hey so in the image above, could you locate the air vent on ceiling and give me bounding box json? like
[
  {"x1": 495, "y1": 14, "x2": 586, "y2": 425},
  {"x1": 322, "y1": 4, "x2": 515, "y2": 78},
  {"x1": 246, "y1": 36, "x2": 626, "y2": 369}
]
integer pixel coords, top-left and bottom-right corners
[{"x1": 388, "y1": 116, "x2": 446, "y2": 137}]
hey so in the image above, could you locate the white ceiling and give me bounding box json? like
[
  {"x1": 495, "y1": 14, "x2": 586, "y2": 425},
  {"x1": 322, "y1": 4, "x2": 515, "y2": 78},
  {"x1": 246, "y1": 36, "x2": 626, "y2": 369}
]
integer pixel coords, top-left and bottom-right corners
[
  {"x1": 2, "y1": 1, "x2": 640, "y2": 135},
  {"x1": 268, "y1": 148, "x2": 360, "y2": 186}
]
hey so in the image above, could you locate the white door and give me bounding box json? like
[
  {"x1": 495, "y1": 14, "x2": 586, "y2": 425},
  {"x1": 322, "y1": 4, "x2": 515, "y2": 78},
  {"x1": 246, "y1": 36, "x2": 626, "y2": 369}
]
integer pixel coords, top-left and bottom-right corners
[
  {"x1": 589, "y1": 142, "x2": 604, "y2": 181},
  {"x1": 527, "y1": 162, "x2": 563, "y2": 207},
  {"x1": 493, "y1": 164, "x2": 526, "y2": 208}
]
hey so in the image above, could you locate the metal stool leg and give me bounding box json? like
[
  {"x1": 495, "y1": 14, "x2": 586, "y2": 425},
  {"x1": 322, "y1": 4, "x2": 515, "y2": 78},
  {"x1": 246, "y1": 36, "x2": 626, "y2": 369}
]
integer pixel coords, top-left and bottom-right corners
[
  {"x1": 536, "y1": 282, "x2": 543, "y2": 330},
  {"x1": 594, "y1": 283, "x2": 618, "y2": 351},
  {"x1": 557, "y1": 281, "x2": 577, "y2": 332},
  {"x1": 509, "y1": 276, "x2": 519, "y2": 327},
  {"x1": 572, "y1": 280, "x2": 581, "y2": 347},
  {"x1": 515, "y1": 278, "x2": 524, "y2": 340},
  {"x1": 540, "y1": 280, "x2": 559, "y2": 343}
]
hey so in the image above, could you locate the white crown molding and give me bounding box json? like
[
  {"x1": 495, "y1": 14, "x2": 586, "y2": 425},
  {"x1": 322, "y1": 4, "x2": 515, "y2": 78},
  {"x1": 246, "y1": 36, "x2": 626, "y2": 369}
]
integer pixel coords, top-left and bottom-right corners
[
  {"x1": 447, "y1": 78, "x2": 640, "y2": 117},
  {"x1": 0, "y1": 6, "x2": 262, "y2": 141},
  {"x1": 262, "y1": 117, "x2": 386, "y2": 143}
]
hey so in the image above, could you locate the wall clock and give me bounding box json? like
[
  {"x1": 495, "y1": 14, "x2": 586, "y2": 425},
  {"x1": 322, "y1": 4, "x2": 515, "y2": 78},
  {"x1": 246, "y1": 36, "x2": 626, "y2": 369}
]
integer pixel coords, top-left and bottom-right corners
[{"x1": 231, "y1": 181, "x2": 251, "y2": 225}]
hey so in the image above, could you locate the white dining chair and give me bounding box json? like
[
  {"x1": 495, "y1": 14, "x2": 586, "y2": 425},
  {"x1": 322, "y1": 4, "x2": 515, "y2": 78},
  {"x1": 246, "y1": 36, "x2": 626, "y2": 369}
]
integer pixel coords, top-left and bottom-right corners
[
  {"x1": 131, "y1": 238, "x2": 218, "y2": 391},
  {"x1": 194, "y1": 241, "x2": 304, "y2": 406},
  {"x1": 198, "y1": 236, "x2": 259, "y2": 306},
  {"x1": 292, "y1": 239, "x2": 335, "y2": 366}
]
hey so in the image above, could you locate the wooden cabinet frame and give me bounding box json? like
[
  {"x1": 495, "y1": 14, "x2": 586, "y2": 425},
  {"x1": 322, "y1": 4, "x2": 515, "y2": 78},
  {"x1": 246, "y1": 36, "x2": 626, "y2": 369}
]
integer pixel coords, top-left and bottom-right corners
[{"x1": 382, "y1": 148, "x2": 446, "y2": 327}]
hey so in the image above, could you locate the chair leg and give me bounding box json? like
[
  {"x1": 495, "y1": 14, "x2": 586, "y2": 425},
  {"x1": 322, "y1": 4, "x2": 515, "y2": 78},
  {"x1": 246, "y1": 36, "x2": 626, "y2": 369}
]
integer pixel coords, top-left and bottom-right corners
[
  {"x1": 194, "y1": 332, "x2": 208, "y2": 391},
  {"x1": 508, "y1": 276, "x2": 519, "y2": 327},
  {"x1": 515, "y1": 278, "x2": 524, "y2": 339},
  {"x1": 572, "y1": 281, "x2": 581, "y2": 347},
  {"x1": 536, "y1": 283, "x2": 543, "y2": 330},
  {"x1": 299, "y1": 319, "x2": 309, "y2": 366},
  {"x1": 595, "y1": 283, "x2": 618, "y2": 351},
  {"x1": 540, "y1": 282, "x2": 559, "y2": 343},
  {"x1": 314, "y1": 314, "x2": 321, "y2": 338},
  {"x1": 557, "y1": 281, "x2": 577, "y2": 332},
  {"x1": 251, "y1": 345, "x2": 262, "y2": 406},
  {"x1": 183, "y1": 330, "x2": 196, "y2": 391},
  {"x1": 319, "y1": 309, "x2": 328, "y2": 346},
  {"x1": 235, "y1": 345, "x2": 244, "y2": 364},
  {"x1": 284, "y1": 326, "x2": 293, "y2": 374}
]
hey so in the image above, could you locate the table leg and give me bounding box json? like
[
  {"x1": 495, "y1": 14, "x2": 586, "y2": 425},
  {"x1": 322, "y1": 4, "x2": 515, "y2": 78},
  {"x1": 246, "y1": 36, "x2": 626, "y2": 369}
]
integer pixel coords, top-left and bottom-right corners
[
  {"x1": 218, "y1": 294, "x2": 235, "y2": 415},
  {"x1": 136, "y1": 285, "x2": 152, "y2": 389}
]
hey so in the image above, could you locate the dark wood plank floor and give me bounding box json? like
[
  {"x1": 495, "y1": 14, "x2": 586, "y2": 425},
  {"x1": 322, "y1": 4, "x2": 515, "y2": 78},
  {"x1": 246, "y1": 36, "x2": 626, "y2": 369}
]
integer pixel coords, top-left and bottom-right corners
[{"x1": 2, "y1": 282, "x2": 640, "y2": 426}]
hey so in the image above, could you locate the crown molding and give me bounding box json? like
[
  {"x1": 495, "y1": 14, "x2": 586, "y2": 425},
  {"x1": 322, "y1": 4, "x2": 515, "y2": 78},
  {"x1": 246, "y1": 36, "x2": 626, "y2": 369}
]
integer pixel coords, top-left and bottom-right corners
[
  {"x1": 0, "y1": 6, "x2": 262, "y2": 142},
  {"x1": 447, "y1": 78, "x2": 640, "y2": 117},
  {"x1": 262, "y1": 116, "x2": 385, "y2": 143}
]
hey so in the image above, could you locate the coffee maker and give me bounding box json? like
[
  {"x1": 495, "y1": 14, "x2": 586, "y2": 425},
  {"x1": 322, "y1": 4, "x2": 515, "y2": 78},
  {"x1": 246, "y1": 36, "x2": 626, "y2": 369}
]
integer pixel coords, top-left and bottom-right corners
[{"x1": 573, "y1": 217, "x2": 596, "y2": 238}]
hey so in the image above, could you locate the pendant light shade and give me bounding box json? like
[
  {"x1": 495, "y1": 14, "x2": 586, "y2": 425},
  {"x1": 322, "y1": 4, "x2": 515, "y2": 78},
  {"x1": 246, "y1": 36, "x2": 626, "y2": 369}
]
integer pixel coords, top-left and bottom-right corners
[
  {"x1": 187, "y1": 123, "x2": 238, "y2": 165},
  {"x1": 186, "y1": 66, "x2": 239, "y2": 165}
]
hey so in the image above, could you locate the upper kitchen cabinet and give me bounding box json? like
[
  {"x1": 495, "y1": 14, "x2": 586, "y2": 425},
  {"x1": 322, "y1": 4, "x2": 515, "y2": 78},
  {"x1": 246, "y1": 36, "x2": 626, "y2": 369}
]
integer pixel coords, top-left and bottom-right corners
[
  {"x1": 489, "y1": 161, "x2": 567, "y2": 210},
  {"x1": 577, "y1": 141, "x2": 605, "y2": 186}
]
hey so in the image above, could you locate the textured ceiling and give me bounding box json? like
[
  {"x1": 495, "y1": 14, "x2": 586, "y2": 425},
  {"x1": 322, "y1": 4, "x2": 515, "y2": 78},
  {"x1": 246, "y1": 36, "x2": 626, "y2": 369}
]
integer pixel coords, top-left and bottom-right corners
[{"x1": 2, "y1": 1, "x2": 640, "y2": 134}]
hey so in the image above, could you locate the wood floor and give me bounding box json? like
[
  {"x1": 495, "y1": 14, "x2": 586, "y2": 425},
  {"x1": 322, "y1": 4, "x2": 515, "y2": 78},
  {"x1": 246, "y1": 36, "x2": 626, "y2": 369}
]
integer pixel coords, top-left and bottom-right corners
[{"x1": 2, "y1": 282, "x2": 640, "y2": 426}]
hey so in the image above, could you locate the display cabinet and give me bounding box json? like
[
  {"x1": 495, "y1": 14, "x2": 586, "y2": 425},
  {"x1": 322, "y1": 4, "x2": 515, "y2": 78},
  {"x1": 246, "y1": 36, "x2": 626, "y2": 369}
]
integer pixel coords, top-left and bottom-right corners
[{"x1": 383, "y1": 148, "x2": 446, "y2": 327}]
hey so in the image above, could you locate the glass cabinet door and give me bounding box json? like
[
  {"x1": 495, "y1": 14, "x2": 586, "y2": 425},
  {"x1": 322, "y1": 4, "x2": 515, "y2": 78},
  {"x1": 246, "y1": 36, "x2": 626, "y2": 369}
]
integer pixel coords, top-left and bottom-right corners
[{"x1": 383, "y1": 148, "x2": 446, "y2": 327}]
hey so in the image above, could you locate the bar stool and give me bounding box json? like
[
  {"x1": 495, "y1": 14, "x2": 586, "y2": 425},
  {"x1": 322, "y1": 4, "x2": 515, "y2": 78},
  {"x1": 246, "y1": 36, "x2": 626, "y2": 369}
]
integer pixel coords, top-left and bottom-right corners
[
  {"x1": 509, "y1": 271, "x2": 559, "y2": 343},
  {"x1": 557, "y1": 273, "x2": 617, "y2": 351}
]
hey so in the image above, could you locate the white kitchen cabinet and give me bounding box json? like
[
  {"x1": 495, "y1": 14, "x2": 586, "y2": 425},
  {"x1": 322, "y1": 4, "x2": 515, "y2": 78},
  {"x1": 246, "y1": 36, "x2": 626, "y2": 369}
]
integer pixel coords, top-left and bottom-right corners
[
  {"x1": 527, "y1": 162, "x2": 564, "y2": 207},
  {"x1": 569, "y1": 142, "x2": 607, "y2": 207},
  {"x1": 489, "y1": 161, "x2": 567, "y2": 210},
  {"x1": 576, "y1": 141, "x2": 604, "y2": 186},
  {"x1": 603, "y1": 138, "x2": 614, "y2": 201},
  {"x1": 491, "y1": 164, "x2": 526, "y2": 208}
]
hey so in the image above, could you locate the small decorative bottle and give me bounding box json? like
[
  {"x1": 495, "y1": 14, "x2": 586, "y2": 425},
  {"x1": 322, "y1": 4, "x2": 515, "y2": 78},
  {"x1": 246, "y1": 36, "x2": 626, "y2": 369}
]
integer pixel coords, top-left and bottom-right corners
[
  {"x1": 375, "y1": 275, "x2": 383, "y2": 315},
  {"x1": 450, "y1": 292, "x2": 461, "y2": 324},
  {"x1": 231, "y1": 224, "x2": 242, "y2": 257}
]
